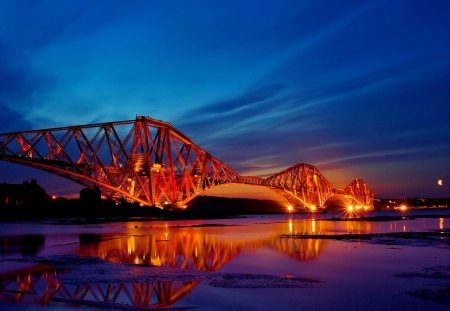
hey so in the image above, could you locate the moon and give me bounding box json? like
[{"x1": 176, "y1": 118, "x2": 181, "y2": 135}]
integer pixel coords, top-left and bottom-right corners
[{"x1": 437, "y1": 179, "x2": 443, "y2": 186}]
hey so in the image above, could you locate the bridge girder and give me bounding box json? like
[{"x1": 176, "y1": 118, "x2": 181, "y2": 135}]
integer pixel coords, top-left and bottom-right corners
[{"x1": 238, "y1": 176, "x2": 266, "y2": 185}]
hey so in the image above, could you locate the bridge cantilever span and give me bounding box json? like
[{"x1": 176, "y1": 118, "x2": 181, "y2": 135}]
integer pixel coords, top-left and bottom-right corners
[
  {"x1": 343, "y1": 178, "x2": 375, "y2": 210},
  {"x1": 0, "y1": 116, "x2": 238, "y2": 207},
  {"x1": 264, "y1": 163, "x2": 334, "y2": 209},
  {"x1": 0, "y1": 116, "x2": 374, "y2": 209}
]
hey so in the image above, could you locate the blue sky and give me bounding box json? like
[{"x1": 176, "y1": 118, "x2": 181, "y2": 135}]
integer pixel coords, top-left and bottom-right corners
[{"x1": 0, "y1": 0, "x2": 449, "y2": 198}]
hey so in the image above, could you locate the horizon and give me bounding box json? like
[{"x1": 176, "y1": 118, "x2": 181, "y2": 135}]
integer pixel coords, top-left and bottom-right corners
[{"x1": 1, "y1": 178, "x2": 448, "y2": 201}]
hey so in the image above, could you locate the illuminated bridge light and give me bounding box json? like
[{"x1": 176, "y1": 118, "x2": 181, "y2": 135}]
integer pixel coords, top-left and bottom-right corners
[{"x1": 309, "y1": 205, "x2": 316, "y2": 213}]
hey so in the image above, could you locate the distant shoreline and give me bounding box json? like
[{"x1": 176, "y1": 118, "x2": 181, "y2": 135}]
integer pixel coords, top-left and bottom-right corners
[{"x1": 1, "y1": 195, "x2": 450, "y2": 223}]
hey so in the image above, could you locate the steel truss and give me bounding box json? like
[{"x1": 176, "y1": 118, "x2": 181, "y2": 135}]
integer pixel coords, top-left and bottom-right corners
[
  {"x1": 0, "y1": 116, "x2": 238, "y2": 207},
  {"x1": 0, "y1": 116, "x2": 374, "y2": 208},
  {"x1": 264, "y1": 163, "x2": 334, "y2": 209},
  {"x1": 343, "y1": 178, "x2": 374, "y2": 209}
]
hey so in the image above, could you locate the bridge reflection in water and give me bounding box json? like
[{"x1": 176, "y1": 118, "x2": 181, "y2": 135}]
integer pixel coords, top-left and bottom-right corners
[{"x1": 0, "y1": 219, "x2": 372, "y2": 308}]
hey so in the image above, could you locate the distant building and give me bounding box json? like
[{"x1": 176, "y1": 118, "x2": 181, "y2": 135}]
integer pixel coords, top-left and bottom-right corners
[{"x1": 0, "y1": 179, "x2": 50, "y2": 208}]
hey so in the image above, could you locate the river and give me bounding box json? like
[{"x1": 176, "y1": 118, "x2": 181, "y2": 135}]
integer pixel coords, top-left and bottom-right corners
[{"x1": 1, "y1": 209, "x2": 449, "y2": 310}]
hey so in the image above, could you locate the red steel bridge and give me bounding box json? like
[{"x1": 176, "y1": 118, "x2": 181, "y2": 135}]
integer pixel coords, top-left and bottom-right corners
[{"x1": 0, "y1": 116, "x2": 373, "y2": 210}]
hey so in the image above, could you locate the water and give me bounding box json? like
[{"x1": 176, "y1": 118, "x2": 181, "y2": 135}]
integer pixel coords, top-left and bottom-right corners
[{"x1": 0, "y1": 210, "x2": 449, "y2": 310}]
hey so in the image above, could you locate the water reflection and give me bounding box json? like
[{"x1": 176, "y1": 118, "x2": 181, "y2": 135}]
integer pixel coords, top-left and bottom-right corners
[
  {"x1": 0, "y1": 265, "x2": 199, "y2": 308},
  {"x1": 0, "y1": 235, "x2": 45, "y2": 257},
  {"x1": 286, "y1": 218, "x2": 373, "y2": 235},
  {"x1": 0, "y1": 218, "x2": 375, "y2": 309}
]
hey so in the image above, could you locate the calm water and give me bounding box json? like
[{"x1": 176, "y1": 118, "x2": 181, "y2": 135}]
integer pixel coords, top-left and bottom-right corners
[{"x1": 0, "y1": 210, "x2": 449, "y2": 311}]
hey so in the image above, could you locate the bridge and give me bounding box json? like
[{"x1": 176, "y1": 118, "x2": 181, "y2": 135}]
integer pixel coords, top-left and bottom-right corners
[{"x1": 0, "y1": 116, "x2": 373, "y2": 211}]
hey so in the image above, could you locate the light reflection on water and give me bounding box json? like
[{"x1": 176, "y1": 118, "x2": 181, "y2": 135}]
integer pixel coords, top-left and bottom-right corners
[{"x1": 0, "y1": 211, "x2": 449, "y2": 309}]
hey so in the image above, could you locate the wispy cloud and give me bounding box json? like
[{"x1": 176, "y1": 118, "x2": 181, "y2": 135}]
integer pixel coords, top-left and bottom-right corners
[{"x1": 190, "y1": 84, "x2": 284, "y2": 114}]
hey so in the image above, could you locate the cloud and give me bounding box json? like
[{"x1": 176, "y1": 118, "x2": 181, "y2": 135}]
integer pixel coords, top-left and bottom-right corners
[
  {"x1": 317, "y1": 145, "x2": 450, "y2": 170},
  {"x1": 0, "y1": 1, "x2": 129, "y2": 49},
  {"x1": 192, "y1": 84, "x2": 284, "y2": 114},
  {"x1": 177, "y1": 85, "x2": 287, "y2": 138}
]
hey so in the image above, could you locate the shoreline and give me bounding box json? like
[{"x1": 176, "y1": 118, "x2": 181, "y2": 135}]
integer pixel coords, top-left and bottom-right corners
[{"x1": 1, "y1": 209, "x2": 449, "y2": 225}]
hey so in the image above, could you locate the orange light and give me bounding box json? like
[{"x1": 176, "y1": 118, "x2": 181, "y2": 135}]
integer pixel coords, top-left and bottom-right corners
[
  {"x1": 437, "y1": 179, "x2": 443, "y2": 186},
  {"x1": 364, "y1": 206, "x2": 369, "y2": 211},
  {"x1": 347, "y1": 205, "x2": 353, "y2": 212},
  {"x1": 287, "y1": 205, "x2": 294, "y2": 213},
  {"x1": 310, "y1": 205, "x2": 316, "y2": 212},
  {"x1": 355, "y1": 205, "x2": 361, "y2": 210},
  {"x1": 181, "y1": 205, "x2": 187, "y2": 209},
  {"x1": 51, "y1": 195, "x2": 57, "y2": 200},
  {"x1": 399, "y1": 204, "x2": 407, "y2": 212}
]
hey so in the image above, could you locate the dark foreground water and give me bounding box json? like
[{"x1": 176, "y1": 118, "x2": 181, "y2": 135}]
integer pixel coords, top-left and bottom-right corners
[{"x1": 1, "y1": 209, "x2": 449, "y2": 311}]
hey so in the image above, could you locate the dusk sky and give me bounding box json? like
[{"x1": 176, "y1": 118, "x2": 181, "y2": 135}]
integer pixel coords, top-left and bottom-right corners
[{"x1": 1, "y1": 0, "x2": 449, "y2": 198}]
